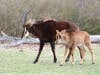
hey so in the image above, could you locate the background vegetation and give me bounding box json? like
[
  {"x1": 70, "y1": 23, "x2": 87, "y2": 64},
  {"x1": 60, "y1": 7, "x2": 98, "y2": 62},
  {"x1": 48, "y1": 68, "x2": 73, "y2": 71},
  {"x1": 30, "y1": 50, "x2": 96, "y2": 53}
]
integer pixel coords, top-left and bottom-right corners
[{"x1": 0, "y1": 0, "x2": 100, "y2": 36}]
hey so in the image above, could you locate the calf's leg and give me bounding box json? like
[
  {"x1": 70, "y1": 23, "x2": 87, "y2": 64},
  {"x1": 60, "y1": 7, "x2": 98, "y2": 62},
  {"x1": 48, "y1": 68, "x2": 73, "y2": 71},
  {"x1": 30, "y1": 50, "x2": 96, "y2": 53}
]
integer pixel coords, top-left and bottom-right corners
[
  {"x1": 85, "y1": 42, "x2": 95, "y2": 64},
  {"x1": 70, "y1": 46, "x2": 75, "y2": 64},
  {"x1": 65, "y1": 50, "x2": 71, "y2": 62},
  {"x1": 60, "y1": 47, "x2": 69, "y2": 66},
  {"x1": 78, "y1": 46, "x2": 86, "y2": 65},
  {"x1": 65, "y1": 46, "x2": 84, "y2": 62}
]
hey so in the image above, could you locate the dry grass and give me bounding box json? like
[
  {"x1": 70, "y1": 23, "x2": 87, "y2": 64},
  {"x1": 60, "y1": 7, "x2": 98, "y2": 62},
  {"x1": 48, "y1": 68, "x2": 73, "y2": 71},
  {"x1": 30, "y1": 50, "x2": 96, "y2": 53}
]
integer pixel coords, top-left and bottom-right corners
[{"x1": 0, "y1": 0, "x2": 100, "y2": 36}]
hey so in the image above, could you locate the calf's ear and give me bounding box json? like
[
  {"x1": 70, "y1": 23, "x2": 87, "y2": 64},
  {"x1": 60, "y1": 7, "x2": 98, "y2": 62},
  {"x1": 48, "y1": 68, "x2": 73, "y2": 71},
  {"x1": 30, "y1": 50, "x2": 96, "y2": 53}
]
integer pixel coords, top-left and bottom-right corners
[
  {"x1": 56, "y1": 30, "x2": 59, "y2": 33},
  {"x1": 63, "y1": 30, "x2": 66, "y2": 32}
]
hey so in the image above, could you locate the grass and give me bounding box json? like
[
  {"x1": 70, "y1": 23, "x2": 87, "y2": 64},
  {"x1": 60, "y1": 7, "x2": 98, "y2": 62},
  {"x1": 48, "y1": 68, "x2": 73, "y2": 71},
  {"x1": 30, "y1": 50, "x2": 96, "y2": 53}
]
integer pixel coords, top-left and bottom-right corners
[{"x1": 0, "y1": 45, "x2": 100, "y2": 75}]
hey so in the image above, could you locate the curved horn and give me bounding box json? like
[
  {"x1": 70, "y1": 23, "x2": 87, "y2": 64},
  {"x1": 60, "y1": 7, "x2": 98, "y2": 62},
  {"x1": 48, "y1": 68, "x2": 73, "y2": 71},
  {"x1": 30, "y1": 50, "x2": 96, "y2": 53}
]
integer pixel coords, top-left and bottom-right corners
[
  {"x1": 21, "y1": 8, "x2": 31, "y2": 39},
  {"x1": 22, "y1": 8, "x2": 31, "y2": 25},
  {"x1": 21, "y1": 28, "x2": 25, "y2": 39}
]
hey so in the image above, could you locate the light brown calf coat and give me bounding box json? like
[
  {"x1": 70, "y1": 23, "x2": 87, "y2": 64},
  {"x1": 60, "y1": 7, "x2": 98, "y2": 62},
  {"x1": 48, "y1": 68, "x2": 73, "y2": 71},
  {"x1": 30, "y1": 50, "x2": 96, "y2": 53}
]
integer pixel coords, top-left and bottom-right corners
[{"x1": 56, "y1": 30, "x2": 95, "y2": 65}]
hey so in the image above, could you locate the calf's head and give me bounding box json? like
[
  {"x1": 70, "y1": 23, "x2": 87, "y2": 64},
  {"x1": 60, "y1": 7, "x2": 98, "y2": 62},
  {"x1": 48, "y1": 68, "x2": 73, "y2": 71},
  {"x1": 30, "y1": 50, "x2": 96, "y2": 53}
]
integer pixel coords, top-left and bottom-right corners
[
  {"x1": 56, "y1": 30, "x2": 66, "y2": 43},
  {"x1": 56, "y1": 30, "x2": 70, "y2": 44}
]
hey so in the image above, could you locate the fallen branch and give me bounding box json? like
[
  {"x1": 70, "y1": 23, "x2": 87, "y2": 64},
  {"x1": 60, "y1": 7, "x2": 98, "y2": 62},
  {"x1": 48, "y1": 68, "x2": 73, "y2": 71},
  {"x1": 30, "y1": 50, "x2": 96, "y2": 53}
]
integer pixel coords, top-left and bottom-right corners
[
  {"x1": 0, "y1": 31, "x2": 20, "y2": 42},
  {"x1": 0, "y1": 31, "x2": 100, "y2": 47},
  {"x1": 0, "y1": 31, "x2": 39, "y2": 47},
  {"x1": 8, "y1": 37, "x2": 40, "y2": 47},
  {"x1": 90, "y1": 35, "x2": 100, "y2": 43}
]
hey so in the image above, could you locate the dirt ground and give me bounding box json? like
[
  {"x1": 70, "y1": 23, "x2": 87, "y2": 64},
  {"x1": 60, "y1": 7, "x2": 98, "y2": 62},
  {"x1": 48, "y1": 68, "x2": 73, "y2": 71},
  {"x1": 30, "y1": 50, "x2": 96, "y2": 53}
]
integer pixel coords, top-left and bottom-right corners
[{"x1": 0, "y1": 43, "x2": 100, "y2": 51}]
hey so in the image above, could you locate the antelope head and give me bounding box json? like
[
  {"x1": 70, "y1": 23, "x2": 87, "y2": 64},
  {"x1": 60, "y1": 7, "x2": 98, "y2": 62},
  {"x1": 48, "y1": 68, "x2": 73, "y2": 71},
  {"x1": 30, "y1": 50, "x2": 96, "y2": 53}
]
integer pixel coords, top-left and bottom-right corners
[{"x1": 21, "y1": 9, "x2": 37, "y2": 38}]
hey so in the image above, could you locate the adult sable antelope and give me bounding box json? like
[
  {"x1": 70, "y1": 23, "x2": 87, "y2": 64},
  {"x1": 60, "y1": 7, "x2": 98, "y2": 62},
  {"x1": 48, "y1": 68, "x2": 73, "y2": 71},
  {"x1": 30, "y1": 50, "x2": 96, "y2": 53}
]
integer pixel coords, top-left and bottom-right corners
[{"x1": 21, "y1": 9, "x2": 82, "y2": 64}]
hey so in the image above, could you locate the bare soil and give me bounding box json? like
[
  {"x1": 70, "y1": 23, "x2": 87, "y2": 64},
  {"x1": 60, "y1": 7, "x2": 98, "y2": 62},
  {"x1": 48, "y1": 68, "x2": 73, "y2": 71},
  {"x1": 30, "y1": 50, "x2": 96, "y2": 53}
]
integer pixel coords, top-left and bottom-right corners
[{"x1": 0, "y1": 43, "x2": 99, "y2": 52}]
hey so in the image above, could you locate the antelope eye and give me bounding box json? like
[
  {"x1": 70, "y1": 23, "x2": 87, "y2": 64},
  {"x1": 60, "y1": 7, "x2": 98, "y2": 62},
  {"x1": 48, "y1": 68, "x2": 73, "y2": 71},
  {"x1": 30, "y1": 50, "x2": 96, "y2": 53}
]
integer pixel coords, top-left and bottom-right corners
[
  {"x1": 23, "y1": 25, "x2": 26, "y2": 28},
  {"x1": 26, "y1": 26, "x2": 29, "y2": 30}
]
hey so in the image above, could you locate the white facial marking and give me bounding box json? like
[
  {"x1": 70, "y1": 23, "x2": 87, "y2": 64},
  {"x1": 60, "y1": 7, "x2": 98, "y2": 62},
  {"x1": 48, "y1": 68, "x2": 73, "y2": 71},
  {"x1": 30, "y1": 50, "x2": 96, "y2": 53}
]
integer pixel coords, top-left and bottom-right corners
[
  {"x1": 24, "y1": 31, "x2": 30, "y2": 37},
  {"x1": 24, "y1": 28, "x2": 30, "y2": 38},
  {"x1": 24, "y1": 27, "x2": 27, "y2": 32}
]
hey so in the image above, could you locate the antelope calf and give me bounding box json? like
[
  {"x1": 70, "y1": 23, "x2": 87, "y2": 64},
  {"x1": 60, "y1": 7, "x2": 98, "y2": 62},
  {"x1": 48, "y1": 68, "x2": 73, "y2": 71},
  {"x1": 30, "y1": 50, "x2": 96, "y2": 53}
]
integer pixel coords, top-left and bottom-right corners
[{"x1": 56, "y1": 30, "x2": 95, "y2": 65}]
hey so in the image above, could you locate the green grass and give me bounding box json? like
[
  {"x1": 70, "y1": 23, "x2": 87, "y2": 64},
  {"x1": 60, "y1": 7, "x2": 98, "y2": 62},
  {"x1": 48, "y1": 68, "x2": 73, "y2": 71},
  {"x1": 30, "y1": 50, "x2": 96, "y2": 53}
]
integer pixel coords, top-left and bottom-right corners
[{"x1": 0, "y1": 46, "x2": 100, "y2": 75}]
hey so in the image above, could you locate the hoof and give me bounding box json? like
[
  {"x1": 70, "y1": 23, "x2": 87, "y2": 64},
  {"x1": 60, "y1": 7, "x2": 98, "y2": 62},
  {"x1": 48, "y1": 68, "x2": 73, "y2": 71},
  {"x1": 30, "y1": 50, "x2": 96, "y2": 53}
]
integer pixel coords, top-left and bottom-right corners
[
  {"x1": 60, "y1": 64, "x2": 63, "y2": 66},
  {"x1": 53, "y1": 61, "x2": 57, "y2": 63},
  {"x1": 72, "y1": 62, "x2": 75, "y2": 65},
  {"x1": 53, "y1": 59, "x2": 57, "y2": 63},
  {"x1": 65, "y1": 59, "x2": 69, "y2": 62},
  {"x1": 80, "y1": 63, "x2": 82, "y2": 65},
  {"x1": 33, "y1": 60, "x2": 38, "y2": 64},
  {"x1": 80, "y1": 60, "x2": 83, "y2": 65},
  {"x1": 92, "y1": 62, "x2": 95, "y2": 64}
]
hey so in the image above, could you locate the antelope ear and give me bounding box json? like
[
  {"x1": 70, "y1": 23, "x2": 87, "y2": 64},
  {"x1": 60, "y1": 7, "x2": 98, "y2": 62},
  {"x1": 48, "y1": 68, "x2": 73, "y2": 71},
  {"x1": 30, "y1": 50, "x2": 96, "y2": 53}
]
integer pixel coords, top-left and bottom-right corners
[
  {"x1": 26, "y1": 18, "x2": 36, "y2": 27},
  {"x1": 26, "y1": 18, "x2": 32, "y2": 24},
  {"x1": 32, "y1": 19, "x2": 36, "y2": 24},
  {"x1": 28, "y1": 18, "x2": 32, "y2": 22},
  {"x1": 25, "y1": 18, "x2": 31, "y2": 25}
]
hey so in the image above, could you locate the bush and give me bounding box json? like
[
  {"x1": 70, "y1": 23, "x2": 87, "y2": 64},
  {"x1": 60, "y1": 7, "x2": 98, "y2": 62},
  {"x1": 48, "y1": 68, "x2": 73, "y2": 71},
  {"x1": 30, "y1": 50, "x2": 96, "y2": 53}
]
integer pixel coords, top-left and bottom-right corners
[{"x1": 0, "y1": 0, "x2": 100, "y2": 36}]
